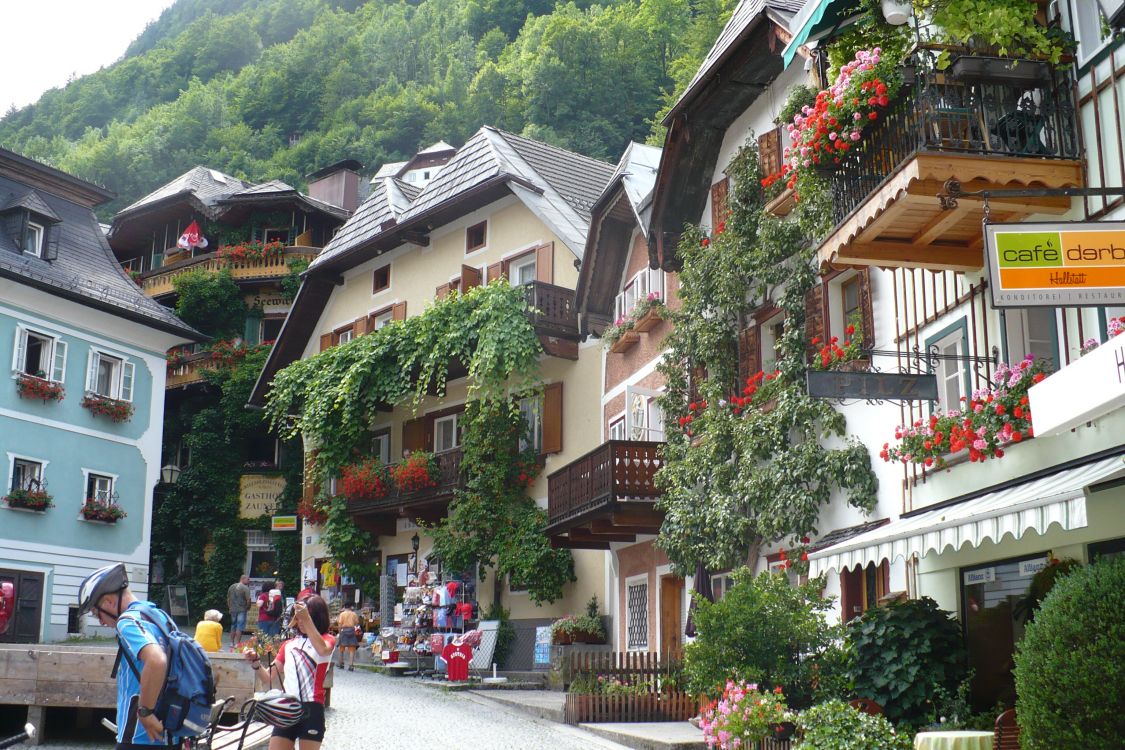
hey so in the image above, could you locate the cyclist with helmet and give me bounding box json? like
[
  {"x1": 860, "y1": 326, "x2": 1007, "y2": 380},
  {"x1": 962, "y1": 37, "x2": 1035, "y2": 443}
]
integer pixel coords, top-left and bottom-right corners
[
  {"x1": 76, "y1": 563, "x2": 170, "y2": 748},
  {"x1": 243, "y1": 594, "x2": 335, "y2": 749}
]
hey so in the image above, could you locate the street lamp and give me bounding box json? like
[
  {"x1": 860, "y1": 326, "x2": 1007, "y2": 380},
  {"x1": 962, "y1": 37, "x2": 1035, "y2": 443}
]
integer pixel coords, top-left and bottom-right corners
[
  {"x1": 160, "y1": 464, "x2": 181, "y2": 485},
  {"x1": 411, "y1": 533, "x2": 420, "y2": 577}
]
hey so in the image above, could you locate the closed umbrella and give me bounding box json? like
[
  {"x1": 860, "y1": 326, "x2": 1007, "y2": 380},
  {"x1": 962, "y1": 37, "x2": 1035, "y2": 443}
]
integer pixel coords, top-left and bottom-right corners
[{"x1": 684, "y1": 561, "x2": 714, "y2": 637}]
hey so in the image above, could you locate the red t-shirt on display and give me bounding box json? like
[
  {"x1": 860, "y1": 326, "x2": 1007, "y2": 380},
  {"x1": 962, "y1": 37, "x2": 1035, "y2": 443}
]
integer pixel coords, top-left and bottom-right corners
[{"x1": 441, "y1": 642, "x2": 472, "y2": 681}]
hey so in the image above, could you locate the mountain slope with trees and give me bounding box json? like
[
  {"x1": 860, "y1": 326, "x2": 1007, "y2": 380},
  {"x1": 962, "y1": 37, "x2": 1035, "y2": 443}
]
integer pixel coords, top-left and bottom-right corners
[{"x1": 1, "y1": 0, "x2": 734, "y2": 216}]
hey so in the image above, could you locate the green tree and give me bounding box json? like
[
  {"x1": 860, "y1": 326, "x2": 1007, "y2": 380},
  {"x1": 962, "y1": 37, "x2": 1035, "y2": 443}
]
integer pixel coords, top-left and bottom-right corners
[{"x1": 173, "y1": 269, "x2": 247, "y2": 339}]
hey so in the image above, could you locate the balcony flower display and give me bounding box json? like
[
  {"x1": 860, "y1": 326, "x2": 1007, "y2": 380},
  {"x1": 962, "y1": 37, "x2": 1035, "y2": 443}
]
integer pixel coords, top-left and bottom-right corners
[
  {"x1": 391, "y1": 452, "x2": 438, "y2": 492},
  {"x1": 339, "y1": 458, "x2": 391, "y2": 500},
  {"x1": 15, "y1": 372, "x2": 64, "y2": 402},
  {"x1": 602, "y1": 292, "x2": 664, "y2": 346},
  {"x1": 82, "y1": 499, "x2": 127, "y2": 523},
  {"x1": 81, "y1": 393, "x2": 134, "y2": 423},
  {"x1": 809, "y1": 319, "x2": 865, "y2": 371},
  {"x1": 1080, "y1": 316, "x2": 1124, "y2": 356},
  {"x1": 762, "y1": 47, "x2": 902, "y2": 193},
  {"x1": 880, "y1": 355, "x2": 1049, "y2": 467},
  {"x1": 217, "y1": 240, "x2": 286, "y2": 264},
  {"x1": 166, "y1": 349, "x2": 189, "y2": 368},
  {"x1": 296, "y1": 497, "x2": 328, "y2": 525},
  {"x1": 700, "y1": 682, "x2": 792, "y2": 749},
  {"x1": 601, "y1": 314, "x2": 636, "y2": 347},
  {"x1": 3, "y1": 487, "x2": 54, "y2": 511}
]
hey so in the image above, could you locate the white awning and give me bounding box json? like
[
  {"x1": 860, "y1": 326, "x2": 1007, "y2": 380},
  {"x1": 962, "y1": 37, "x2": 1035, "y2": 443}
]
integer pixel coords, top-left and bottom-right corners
[{"x1": 809, "y1": 454, "x2": 1125, "y2": 577}]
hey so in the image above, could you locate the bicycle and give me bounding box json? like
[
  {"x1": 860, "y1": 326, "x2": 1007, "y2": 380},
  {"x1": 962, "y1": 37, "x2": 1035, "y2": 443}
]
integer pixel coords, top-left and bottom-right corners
[{"x1": 0, "y1": 724, "x2": 34, "y2": 749}]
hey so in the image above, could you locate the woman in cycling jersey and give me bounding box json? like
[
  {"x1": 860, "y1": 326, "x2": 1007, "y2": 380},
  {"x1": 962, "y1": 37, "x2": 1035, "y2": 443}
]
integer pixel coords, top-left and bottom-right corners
[{"x1": 244, "y1": 594, "x2": 335, "y2": 749}]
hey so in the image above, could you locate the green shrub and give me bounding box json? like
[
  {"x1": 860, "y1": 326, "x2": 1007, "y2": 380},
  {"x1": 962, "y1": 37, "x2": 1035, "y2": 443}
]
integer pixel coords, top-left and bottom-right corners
[
  {"x1": 482, "y1": 601, "x2": 516, "y2": 669},
  {"x1": 1014, "y1": 556, "x2": 1125, "y2": 749},
  {"x1": 846, "y1": 597, "x2": 967, "y2": 726},
  {"x1": 684, "y1": 569, "x2": 849, "y2": 707},
  {"x1": 795, "y1": 700, "x2": 912, "y2": 750}
]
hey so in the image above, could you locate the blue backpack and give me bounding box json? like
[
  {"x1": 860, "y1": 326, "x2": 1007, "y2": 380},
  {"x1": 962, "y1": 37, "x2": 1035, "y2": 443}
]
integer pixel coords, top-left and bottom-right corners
[{"x1": 113, "y1": 604, "x2": 216, "y2": 741}]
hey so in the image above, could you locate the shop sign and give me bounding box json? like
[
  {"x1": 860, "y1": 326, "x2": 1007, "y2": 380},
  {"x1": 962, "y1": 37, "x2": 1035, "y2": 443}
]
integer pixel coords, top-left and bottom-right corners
[
  {"x1": 806, "y1": 370, "x2": 938, "y2": 402},
  {"x1": 985, "y1": 221, "x2": 1125, "y2": 308},
  {"x1": 1029, "y1": 334, "x2": 1125, "y2": 436},
  {"x1": 271, "y1": 515, "x2": 298, "y2": 532},
  {"x1": 534, "y1": 626, "x2": 552, "y2": 666},
  {"x1": 1019, "y1": 558, "x2": 1049, "y2": 577},
  {"x1": 396, "y1": 518, "x2": 421, "y2": 532},
  {"x1": 963, "y1": 567, "x2": 995, "y2": 585},
  {"x1": 240, "y1": 474, "x2": 285, "y2": 518}
]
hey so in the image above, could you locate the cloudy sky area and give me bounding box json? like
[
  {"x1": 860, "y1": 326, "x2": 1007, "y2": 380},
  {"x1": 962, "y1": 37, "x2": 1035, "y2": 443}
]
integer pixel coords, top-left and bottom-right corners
[{"x1": 0, "y1": 0, "x2": 177, "y2": 114}]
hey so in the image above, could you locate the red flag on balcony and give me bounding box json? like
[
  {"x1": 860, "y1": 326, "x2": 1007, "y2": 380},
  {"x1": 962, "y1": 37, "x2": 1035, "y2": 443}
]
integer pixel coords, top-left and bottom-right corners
[{"x1": 177, "y1": 220, "x2": 208, "y2": 251}]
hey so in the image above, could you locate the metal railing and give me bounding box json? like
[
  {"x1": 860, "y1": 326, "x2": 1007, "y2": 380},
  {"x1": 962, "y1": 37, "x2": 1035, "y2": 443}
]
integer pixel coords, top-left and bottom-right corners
[
  {"x1": 524, "y1": 281, "x2": 579, "y2": 337},
  {"x1": 547, "y1": 440, "x2": 664, "y2": 525},
  {"x1": 826, "y1": 46, "x2": 1082, "y2": 226}
]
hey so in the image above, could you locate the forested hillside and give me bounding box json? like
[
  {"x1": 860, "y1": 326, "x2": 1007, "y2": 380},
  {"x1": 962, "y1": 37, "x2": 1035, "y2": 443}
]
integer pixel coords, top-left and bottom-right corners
[{"x1": 0, "y1": 0, "x2": 734, "y2": 216}]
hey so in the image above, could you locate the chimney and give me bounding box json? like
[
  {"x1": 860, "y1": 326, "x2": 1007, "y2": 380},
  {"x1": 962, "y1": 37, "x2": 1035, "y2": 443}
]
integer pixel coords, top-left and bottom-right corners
[{"x1": 306, "y1": 159, "x2": 363, "y2": 213}]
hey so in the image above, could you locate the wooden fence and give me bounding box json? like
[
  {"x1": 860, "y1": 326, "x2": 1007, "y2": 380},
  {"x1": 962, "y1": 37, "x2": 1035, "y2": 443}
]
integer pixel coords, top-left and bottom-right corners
[
  {"x1": 564, "y1": 650, "x2": 695, "y2": 724},
  {"x1": 564, "y1": 692, "x2": 697, "y2": 723}
]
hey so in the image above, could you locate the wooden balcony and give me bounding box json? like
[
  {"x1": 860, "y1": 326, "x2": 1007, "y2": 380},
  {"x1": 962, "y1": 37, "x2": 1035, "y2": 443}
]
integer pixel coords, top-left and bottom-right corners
[
  {"x1": 814, "y1": 48, "x2": 1083, "y2": 272},
  {"x1": 139, "y1": 246, "x2": 320, "y2": 299},
  {"x1": 347, "y1": 449, "x2": 465, "y2": 535},
  {"x1": 524, "y1": 281, "x2": 580, "y2": 359},
  {"x1": 546, "y1": 440, "x2": 665, "y2": 549},
  {"x1": 166, "y1": 351, "x2": 211, "y2": 389}
]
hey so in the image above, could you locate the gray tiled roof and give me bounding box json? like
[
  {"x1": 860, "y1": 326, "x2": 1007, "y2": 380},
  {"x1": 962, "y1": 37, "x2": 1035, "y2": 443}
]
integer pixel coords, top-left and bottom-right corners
[
  {"x1": 232, "y1": 180, "x2": 297, "y2": 196},
  {"x1": 496, "y1": 129, "x2": 615, "y2": 219},
  {"x1": 398, "y1": 131, "x2": 503, "y2": 222},
  {"x1": 1, "y1": 190, "x2": 61, "y2": 222},
  {"x1": 0, "y1": 172, "x2": 199, "y2": 337},
  {"x1": 118, "y1": 166, "x2": 252, "y2": 217}
]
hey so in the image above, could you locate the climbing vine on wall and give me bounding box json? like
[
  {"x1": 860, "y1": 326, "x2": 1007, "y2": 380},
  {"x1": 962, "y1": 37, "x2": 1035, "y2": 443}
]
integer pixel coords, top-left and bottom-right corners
[{"x1": 654, "y1": 141, "x2": 878, "y2": 574}]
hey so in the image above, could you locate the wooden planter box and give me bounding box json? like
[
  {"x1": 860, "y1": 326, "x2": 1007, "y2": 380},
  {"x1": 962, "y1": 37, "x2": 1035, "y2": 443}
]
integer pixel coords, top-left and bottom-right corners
[
  {"x1": 632, "y1": 307, "x2": 663, "y2": 333},
  {"x1": 608, "y1": 331, "x2": 640, "y2": 354},
  {"x1": 949, "y1": 55, "x2": 1049, "y2": 85},
  {"x1": 564, "y1": 692, "x2": 698, "y2": 724}
]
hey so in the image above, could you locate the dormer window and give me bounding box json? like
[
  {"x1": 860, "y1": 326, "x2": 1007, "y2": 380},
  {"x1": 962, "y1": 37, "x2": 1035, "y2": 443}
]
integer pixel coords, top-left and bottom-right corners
[
  {"x1": 23, "y1": 222, "x2": 44, "y2": 257},
  {"x1": 1, "y1": 190, "x2": 61, "y2": 261}
]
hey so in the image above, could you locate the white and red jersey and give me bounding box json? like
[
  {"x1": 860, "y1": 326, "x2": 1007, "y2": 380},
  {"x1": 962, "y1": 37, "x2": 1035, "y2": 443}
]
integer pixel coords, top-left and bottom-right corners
[{"x1": 275, "y1": 633, "x2": 336, "y2": 703}]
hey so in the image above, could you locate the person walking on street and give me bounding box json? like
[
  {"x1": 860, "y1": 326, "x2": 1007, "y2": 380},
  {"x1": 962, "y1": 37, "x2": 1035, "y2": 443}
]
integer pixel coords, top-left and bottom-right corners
[
  {"x1": 335, "y1": 602, "x2": 360, "y2": 671},
  {"x1": 194, "y1": 610, "x2": 223, "y2": 653},
  {"x1": 244, "y1": 595, "x2": 336, "y2": 749},
  {"x1": 227, "y1": 574, "x2": 251, "y2": 648},
  {"x1": 257, "y1": 579, "x2": 284, "y2": 638},
  {"x1": 77, "y1": 563, "x2": 170, "y2": 749}
]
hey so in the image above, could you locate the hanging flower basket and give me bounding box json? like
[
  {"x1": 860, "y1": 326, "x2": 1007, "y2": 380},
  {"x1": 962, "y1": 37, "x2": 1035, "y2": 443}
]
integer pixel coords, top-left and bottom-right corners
[
  {"x1": 81, "y1": 393, "x2": 134, "y2": 423},
  {"x1": 296, "y1": 497, "x2": 328, "y2": 525},
  {"x1": 339, "y1": 458, "x2": 391, "y2": 500},
  {"x1": 82, "y1": 499, "x2": 127, "y2": 523},
  {"x1": 391, "y1": 452, "x2": 438, "y2": 493},
  {"x1": 608, "y1": 331, "x2": 641, "y2": 353},
  {"x1": 3, "y1": 488, "x2": 54, "y2": 512},
  {"x1": 15, "y1": 373, "x2": 65, "y2": 402}
]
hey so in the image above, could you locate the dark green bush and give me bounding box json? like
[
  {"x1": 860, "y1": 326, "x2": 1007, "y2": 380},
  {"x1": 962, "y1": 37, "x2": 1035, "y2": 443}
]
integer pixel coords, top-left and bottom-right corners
[
  {"x1": 846, "y1": 597, "x2": 967, "y2": 725},
  {"x1": 795, "y1": 700, "x2": 912, "y2": 750},
  {"x1": 684, "y1": 568, "x2": 849, "y2": 706},
  {"x1": 1014, "y1": 556, "x2": 1125, "y2": 749}
]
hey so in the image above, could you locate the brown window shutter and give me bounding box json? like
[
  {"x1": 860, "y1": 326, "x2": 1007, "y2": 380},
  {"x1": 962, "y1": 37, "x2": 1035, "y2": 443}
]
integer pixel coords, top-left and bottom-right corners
[
  {"x1": 804, "y1": 284, "x2": 826, "y2": 363},
  {"x1": 840, "y1": 566, "x2": 862, "y2": 623},
  {"x1": 319, "y1": 333, "x2": 333, "y2": 352},
  {"x1": 858, "y1": 268, "x2": 875, "y2": 352},
  {"x1": 461, "y1": 264, "x2": 482, "y2": 292},
  {"x1": 757, "y1": 127, "x2": 782, "y2": 178},
  {"x1": 542, "y1": 382, "x2": 563, "y2": 454},
  {"x1": 535, "y1": 242, "x2": 554, "y2": 284},
  {"x1": 710, "y1": 178, "x2": 730, "y2": 229},
  {"x1": 392, "y1": 301, "x2": 407, "y2": 321},
  {"x1": 402, "y1": 418, "x2": 427, "y2": 453},
  {"x1": 302, "y1": 450, "x2": 319, "y2": 501},
  {"x1": 435, "y1": 282, "x2": 451, "y2": 300},
  {"x1": 738, "y1": 325, "x2": 761, "y2": 386},
  {"x1": 352, "y1": 317, "x2": 366, "y2": 338},
  {"x1": 486, "y1": 262, "x2": 504, "y2": 282}
]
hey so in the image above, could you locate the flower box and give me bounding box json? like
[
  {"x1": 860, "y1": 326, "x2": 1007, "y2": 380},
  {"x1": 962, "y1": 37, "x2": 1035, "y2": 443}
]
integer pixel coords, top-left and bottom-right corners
[
  {"x1": 764, "y1": 187, "x2": 796, "y2": 217},
  {"x1": 948, "y1": 55, "x2": 1050, "y2": 85},
  {"x1": 3, "y1": 489, "x2": 54, "y2": 512},
  {"x1": 81, "y1": 393, "x2": 134, "y2": 423},
  {"x1": 81, "y1": 500, "x2": 126, "y2": 523},
  {"x1": 632, "y1": 307, "x2": 663, "y2": 333},
  {"x1": 15, "y1": 373, "x2": 65, "y2": 402},
  {"x1": 608, "y1": 331, "x2": 640, "y2": 354}
]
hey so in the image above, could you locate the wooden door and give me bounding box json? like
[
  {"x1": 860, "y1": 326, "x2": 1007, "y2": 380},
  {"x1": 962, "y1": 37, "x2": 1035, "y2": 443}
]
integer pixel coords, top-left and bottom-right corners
[
  {"x1": 0, "y1": 569, "x2": 44, "y2": 643},
  {"x1": 659, "y1": 575, "x2": 684, "y2": 658}
]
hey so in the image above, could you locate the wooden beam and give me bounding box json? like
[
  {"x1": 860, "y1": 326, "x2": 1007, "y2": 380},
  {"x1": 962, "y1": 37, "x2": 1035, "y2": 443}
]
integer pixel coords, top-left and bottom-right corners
[
  {"x1": 610, "y1": 507, "x2": 664, "y2": 528},
  {"x1": 905, "y1": 179, "x2": 1074, "y2": 214},
  {"x1": 550, "y1": 536, "x2": 610, "y2": 550},
  {"x1": 568, "y1": 529, "x2": 638, "y2": 544},
  {"x1": 912, "y1": 202, "x2": 972, "y2": 246},
  {"x1": 836, "y1": 241, "x2": 984, "y2": 272},
  {"x1": 591, "y1": 519, "x2": 662, "y2": 536},
  {"x1": 400, "y1": 231, "x2": 430, "y2": 247}
]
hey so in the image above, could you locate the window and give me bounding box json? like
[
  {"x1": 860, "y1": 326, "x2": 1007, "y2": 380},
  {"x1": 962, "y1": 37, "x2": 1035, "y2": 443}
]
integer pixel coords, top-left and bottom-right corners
[
  {"x1": 615, "y1": 269, "x2": 664, "y2": 321},
  {"x1": 245, "y1": 438, "x2": 279, "y2": 468},
  {"x1": 368, "y1": 310, "x2": 393, "y2": 331},
  {"x1": 86, "y1": 473, "x2": 115, "y2": 504},
  {"x1": 626, "y1": 576, "x2": 649, "y2": 651},
  {"x1": 254, "y1": 227, "x2": 290, "y2": 245},
  {"x1": 761, "y1": 316, "x2": 785, "y2": 375},
  {"x1": 1071, "y1": 1, "x2": 1112, "y2": 65},
  {"x1": 86, "y1": 351, "x2": 134, "y2": 401},
  {"x1": 518, "y1": 396, "x2": 543, "y2": 453},
  {"x1": 434, "y1": 414, "x2": 461, "y2": 453},
  {"x1": 509, "y1": 254, "x2": 537, "y2": 285},
  {"x1": 466, "y1": 221, "x2": 487, "y2": 253},
  {"x1": 1005, "y1": 308, "x2": 1058, "y2": 371},
  {"x1": 13, "y1": 328, "x2": 67, "y2": 382},
  {"x1": 373, "y1": 266, "x2": 391, "y2": 294},
  {"x1": 928, "y1": 321, "x2": 969, "y2": 413},
  {"x1": 260, "y1": 317, "x2": 284, "y2": 344},
  {"x1": 840, "y1": 275, "x2": 860, "y2": 329},
  {"x1": 609, "y1": 418, "x2": 626, "y2": 441},
  {"x1": 710, "y1": 573, "x2": 734, "y2": 600},
  {"x1": 371, "y1": 431, "x2": 391, "y2": 464},
  {"x1": 1088, "y1": 536, "x2": 1125, "y2": 563},
  {"x1": 840, "y1": 561, "x2": 888, "y2": 623},
  {"x1": 336, "y1": 328, "x2": 353, "y2": 345},
  {"x1": 11, "y1": 458, "x2": 44, "y2": 492},
  {"x1": 23, "y1": 222, "x2": 44, "y2": 257}
]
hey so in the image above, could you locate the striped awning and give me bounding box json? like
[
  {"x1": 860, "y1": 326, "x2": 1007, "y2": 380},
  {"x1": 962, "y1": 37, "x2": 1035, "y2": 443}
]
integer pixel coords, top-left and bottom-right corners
[{"x1": 809, "y1": 454, "x2": 1125, "y2": 577}]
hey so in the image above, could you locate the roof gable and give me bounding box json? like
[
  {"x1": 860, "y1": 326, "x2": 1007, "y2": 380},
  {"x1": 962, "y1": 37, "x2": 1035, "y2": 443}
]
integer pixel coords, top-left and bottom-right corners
[{"x1": 0, "y1": 189, "x2": 62, "y2": 222}]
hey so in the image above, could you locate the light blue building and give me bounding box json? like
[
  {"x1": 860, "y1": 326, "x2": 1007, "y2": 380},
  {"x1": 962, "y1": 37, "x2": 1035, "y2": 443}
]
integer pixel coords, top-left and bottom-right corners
[{"x1": 0, "y1": 148, "x2": 199, "y2": 642}]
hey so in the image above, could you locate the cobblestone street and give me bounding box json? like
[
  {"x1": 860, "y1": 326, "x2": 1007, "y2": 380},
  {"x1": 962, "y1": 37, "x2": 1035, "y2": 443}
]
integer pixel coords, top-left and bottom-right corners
[{"x1": 32, "y1": 668, "x2": 633, "y2": 749}]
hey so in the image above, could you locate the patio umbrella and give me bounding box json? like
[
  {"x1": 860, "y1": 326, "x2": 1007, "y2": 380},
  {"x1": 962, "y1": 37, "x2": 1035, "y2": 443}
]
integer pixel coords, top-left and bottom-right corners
[{"x1": 684, "y1": 561, "x2": 714, "y2": 637}]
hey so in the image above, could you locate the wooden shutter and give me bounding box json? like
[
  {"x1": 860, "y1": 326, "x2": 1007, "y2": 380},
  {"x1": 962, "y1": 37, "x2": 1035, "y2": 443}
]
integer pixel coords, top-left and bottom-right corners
[
  {"x1": 319, "y1": 333, "x2": 333, "y2": 352},
  {"x1": 535, "y1": 243, "x2": 554, "y2": 284},
  {"x1": 738, "y1": 326, "x2": 761, "y2": 386},
  {"x1": 858, "y1": 268, "x2": 875, "y2": 352},
  {"x1": 42, "y1": 223, "x2": 60, "y2": 261},
  {"x1": 710, "y1": 178, "x2": 730, "y2": 229},
  {"x1": 541, "y1": 382, "x2": 563, "y2": 454},
  {"x1": 352, "y1": 317, "x2": 367, "y2": 338},
  {"x1": 486, "y1": 262, "x2": 504, "y2": 282},
  {"x1": 840, "y1": 566, "x2": 863, "y2": 623},
  {"x1": 435, "y1": 282, "x2": 451, "y2": 300},
  {"x1": 758, "y1": 127, "x2": 783, "y2": 179},
  {"x1": 391, "y1": 301, "x2": 407, "y2": 321},
  {"x1": 402, "y1": 418, "x2": 427, "y2": 453},
  {"x1": 804, "y1": 284, "x2": 827, "y2": 363},
  {"x1": 461, "y1": 264, "x2": 482, "y2": 292}
]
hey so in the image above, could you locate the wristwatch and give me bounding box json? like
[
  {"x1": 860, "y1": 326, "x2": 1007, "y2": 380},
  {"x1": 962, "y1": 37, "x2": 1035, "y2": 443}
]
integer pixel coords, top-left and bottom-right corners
[{"x1": 137, "y1": 706, "x2": 155, "y2": 718}]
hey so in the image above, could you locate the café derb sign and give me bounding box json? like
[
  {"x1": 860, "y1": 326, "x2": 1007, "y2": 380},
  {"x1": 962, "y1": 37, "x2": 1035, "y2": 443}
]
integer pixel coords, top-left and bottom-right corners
[
  {"x1": 985, "y1": 221, "x2": 1125, "y2": 308},
  {"x1": 806, "y1": 370, "x2": 937, "y2": 402}
]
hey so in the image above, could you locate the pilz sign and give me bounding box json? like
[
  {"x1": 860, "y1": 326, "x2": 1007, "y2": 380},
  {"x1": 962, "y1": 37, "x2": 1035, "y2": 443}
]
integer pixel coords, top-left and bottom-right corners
[
  {"x1": 806, "y1": 370, "x2": 938, "y2": 402},
  {"x1": 985, "y1": 221, "x2": 1125, "y2": 308}
]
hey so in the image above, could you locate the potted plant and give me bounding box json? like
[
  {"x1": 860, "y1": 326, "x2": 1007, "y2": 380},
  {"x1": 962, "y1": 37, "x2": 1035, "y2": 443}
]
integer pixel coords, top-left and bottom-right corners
[
  {"x1": 339, "y1": 457, "x2": 391, "y2": 500},
  {"x1": 918, "y1": 0, "x2": 1075, "y2": 73},
  {"x1": 3, "y1": 487, "x2": 54, "y2": 512},
  {"x1": 572, "y1": 597, "x2": 608, "y2": 644},
  {"x1": 82, "y1": 499, "x2": 127, "y2": 523},
  {"x1": 550, "y1": 615, "x2": 579, "y2": 645},
  {"x1": 631, "y1": 292, "x2": 665, "y2": 333},
  {"x1": 81, "y1": 393, "x2": 134, "y2": 423},
  {"x1": 699, "y1": 683, "x2": 792, "y2": 749},
  {"x1": 602, "y1": 316, "x2": 638, "y2": 353},
  {"x1": 15, "y1": 372, "x2": 65, "y2": 402}
]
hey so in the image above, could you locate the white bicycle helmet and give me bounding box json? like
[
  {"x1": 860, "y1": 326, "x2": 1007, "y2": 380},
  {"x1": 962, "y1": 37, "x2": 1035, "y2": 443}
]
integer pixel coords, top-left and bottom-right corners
[
  {"x1": 251, "y1": 690, "x2": 303, "y2": 727},
  {"x1": 76, "y1": 563, "x2": 129, "y2": 618}
]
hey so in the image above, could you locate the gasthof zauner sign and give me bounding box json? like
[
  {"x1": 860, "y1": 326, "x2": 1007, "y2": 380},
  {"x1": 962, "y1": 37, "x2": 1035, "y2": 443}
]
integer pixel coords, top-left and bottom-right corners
[
  {"x1": 240, "y1": 474, "x2": 285, "y2": 518},
  {"x1": 985, "y1": 221, "x2": 1125, "y2": 307}
]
